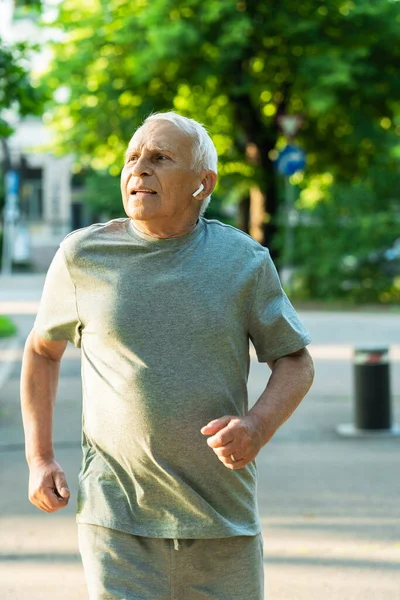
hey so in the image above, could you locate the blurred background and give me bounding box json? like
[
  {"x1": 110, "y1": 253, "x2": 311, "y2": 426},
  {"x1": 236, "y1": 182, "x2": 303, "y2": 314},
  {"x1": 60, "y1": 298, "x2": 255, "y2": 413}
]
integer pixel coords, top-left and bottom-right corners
[
  {"x1": 1, "y1": 0, "x2": 400, "y2": 305},
  {"x1": 1, "y1": 4, "x2": 400, "y2": 598}
]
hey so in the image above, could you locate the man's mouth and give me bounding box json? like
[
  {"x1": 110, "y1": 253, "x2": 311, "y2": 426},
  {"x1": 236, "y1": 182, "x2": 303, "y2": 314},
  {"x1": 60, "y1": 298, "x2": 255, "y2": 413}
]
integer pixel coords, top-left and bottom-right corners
[{"x1": 130, "y1": 188, "x2": 157, "y2": 195}]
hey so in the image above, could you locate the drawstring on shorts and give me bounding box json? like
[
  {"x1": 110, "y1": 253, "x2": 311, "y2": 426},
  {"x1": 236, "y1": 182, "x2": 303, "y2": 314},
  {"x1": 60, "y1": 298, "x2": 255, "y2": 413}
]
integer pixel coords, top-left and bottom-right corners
[{"x1": 173, "y1": 539, "x2": 180, "y2": 551}]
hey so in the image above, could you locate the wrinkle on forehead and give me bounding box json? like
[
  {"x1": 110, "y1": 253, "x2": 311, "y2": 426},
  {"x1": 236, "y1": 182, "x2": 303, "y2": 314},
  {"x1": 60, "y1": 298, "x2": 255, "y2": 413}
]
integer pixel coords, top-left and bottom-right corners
[
  {"x1": 124, "y1": 143, "x2": 176, "y2": 158},
  {"x1": 127, "y1": 121, "x2": 193, "y2": 156}
]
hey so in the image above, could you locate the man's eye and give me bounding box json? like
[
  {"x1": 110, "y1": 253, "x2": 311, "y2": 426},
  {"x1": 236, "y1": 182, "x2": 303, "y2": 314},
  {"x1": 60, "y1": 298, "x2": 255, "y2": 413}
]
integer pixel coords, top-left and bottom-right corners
[
  {"x1": 157, "y1": 155, "x2": 168, "y2": 161},
  {"x1": 128, "y1": 155, "x2": 138, "y2": 162}
]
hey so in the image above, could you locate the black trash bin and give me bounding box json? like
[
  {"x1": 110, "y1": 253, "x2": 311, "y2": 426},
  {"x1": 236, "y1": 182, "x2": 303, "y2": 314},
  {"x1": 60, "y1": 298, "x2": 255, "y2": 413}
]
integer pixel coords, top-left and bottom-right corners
[
  {"x1": 354, "y1": 347, "x2": 391, "y2": 430},
  {"x1": 337, "y1": 346, "x2": 400, "y2": 437}
]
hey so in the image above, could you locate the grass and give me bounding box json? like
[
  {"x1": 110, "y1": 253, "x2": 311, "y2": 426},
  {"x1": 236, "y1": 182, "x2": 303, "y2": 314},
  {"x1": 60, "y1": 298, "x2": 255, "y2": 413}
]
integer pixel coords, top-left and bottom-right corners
[
  {"x1": 0, "y1": 316, "x2": 17, "y2": 338},
  {"x1": 293, "y1": 300, "x2": 400, "y2": 313}
]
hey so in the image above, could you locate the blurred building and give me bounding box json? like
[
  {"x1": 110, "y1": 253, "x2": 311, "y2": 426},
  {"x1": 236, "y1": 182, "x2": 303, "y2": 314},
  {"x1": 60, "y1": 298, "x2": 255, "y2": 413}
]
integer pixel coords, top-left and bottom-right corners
[
  {"x1": 1, "y1": 0, "x2": 80, "y2": 271},
  {"x1": 6, "y1": 121, "x2": 75, "y2": 270}
]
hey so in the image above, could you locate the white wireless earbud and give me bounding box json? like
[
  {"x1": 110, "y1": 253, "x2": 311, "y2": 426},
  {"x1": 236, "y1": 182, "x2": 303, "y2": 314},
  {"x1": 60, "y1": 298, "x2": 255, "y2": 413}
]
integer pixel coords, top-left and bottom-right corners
[{"x1": 192, "y1": 183, "x2": 204, "y2": 197}]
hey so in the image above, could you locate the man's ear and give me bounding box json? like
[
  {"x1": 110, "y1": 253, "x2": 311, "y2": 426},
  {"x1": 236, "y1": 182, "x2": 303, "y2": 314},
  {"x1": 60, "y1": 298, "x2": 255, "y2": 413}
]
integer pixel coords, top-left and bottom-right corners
[{"x1": 197, "y1": 171, "x2": 217, "y2": 199}]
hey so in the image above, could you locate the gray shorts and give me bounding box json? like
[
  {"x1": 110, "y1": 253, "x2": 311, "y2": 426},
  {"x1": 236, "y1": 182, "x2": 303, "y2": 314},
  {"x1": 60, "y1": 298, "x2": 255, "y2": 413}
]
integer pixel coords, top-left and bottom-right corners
[{"x1": 78, "y1": 524, "x2": 264, "y2": 600}]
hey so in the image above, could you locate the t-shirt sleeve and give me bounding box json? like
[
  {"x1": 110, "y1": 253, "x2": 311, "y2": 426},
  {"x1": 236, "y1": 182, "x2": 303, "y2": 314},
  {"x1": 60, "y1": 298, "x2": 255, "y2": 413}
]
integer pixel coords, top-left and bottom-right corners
[
  {"x1": 248, "y1": 250, "x2": 311, "y2": 362},
  {"x1": 34, "y1": 247, "x2": 82, "y2": 347}
]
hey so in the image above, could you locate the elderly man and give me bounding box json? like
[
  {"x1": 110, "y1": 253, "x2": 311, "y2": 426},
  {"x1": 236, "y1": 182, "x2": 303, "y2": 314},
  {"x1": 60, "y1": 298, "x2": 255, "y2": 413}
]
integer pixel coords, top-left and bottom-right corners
[{"x1": 21, "y1": 111, "x2": 314, "y2": 600}]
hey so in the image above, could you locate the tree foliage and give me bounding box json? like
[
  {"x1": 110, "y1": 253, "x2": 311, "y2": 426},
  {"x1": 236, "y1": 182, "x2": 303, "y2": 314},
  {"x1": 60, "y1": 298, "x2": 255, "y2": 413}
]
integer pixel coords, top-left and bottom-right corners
[
  {"x1": 0, "y1": 35, "x2": 46, "y2": 216},
  {"x1": 288, "y1": 165, "x2": 400, "y2": 304},
  {"x1": 0, "y1": 38, "x2": 44, "y2": 139},
  {"x1": 43, "y1": 0, "x2": 400, "y2": 260}
]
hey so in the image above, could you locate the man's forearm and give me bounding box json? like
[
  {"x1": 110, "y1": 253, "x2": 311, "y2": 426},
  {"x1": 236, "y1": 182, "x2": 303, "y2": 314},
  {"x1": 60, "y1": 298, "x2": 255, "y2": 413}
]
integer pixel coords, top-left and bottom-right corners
[
  {"x1": 20, "y1": 335, "x2": 61, "y2": 465},
  {"x1": 248, "y1": 348, "x2": 314, "y2": 446}
]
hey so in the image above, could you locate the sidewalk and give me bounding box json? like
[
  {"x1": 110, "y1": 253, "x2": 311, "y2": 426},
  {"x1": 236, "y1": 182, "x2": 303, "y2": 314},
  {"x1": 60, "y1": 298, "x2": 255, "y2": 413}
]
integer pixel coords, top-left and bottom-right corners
[
  {"x1": 0, "y1": 274, "x2": 399, "y2": 599},
  {"x1": 0, "y1": 274, "x2": 85, "y2": 599},
  {"x1": 0, "y1": 273, "x2": 45, "y2": 395}
]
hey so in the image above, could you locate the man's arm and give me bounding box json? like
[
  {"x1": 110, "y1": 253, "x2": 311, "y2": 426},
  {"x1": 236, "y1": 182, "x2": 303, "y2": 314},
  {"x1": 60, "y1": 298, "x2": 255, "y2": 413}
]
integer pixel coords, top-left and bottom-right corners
[
  {"x1": 20, "y1": 330, "x2": 70, "y2": 512},
  {"x1": 201, "y1": 347, "x2": 314, "y2": 469}
]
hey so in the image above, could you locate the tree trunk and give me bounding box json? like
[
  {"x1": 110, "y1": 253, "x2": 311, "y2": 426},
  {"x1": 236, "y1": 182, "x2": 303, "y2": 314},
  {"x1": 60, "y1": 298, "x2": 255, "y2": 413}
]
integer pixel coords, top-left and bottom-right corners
[
  {"x1": 0, "y1": 138, "x2": 11, "y2": 214},
  {"x1": 237, "y1": 195, "x2": 250, "y2": 233},
  {"x1": 249, "y1": 187, "x2": 265, "y2": 243},
  {"x1": 260, "y1": 152, "x2": 279, "y2": 262},
  {"x1": 242, "y1": 138, "x2": 279, "y2": 258},
  {"x1": 232, "y1": 99, "x2": 279, "y2": 257},
  {"x1": 1, "y1": 138, "x2": 11, "y2": 172}
]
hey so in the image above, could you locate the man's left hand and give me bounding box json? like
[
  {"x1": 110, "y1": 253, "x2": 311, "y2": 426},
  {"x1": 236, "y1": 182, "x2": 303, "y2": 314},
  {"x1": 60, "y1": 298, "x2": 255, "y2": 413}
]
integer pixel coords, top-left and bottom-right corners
[{"x1": 201, "y1": 415, "x2": 264, "y2": 470}]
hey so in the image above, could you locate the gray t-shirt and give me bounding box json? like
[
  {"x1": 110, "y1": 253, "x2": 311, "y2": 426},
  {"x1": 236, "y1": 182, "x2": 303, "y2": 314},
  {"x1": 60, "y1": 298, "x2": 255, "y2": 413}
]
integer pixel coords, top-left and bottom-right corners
[{"x1": 34, "y1": 217, "x2": 311, "y2": 538}]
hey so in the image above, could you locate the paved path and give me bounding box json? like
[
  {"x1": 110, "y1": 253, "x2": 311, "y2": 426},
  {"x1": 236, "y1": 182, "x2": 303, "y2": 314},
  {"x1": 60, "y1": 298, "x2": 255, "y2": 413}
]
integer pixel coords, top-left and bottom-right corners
[{"x1": 0, "y1": 274, "x2": 399, "y2": 599}]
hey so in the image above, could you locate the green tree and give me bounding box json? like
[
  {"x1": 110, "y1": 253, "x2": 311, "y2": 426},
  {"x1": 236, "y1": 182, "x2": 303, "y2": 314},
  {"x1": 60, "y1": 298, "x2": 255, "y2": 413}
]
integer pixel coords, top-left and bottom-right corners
[
  {"x1": 0, "y1": 35, "x2": 46, "y2": 217},
  {"x1": 43, "y1": 0, "x2": 400, "y2": 257},
  {"x1": 288, "y1": 166, "x2": 400, "y2": 303},
  {"x1": 0, "y1": 20, "x2": 44, "y2": 270},
  {"x1": 0, "y1": 38, "x2": 44, "y2": 140}
]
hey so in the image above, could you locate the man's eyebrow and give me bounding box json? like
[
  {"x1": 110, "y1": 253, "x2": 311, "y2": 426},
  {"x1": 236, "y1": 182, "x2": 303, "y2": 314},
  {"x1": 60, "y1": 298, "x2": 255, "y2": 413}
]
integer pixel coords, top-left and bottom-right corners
[{"x1": 125, "y1": 145, "x2": 175, "y2": 157}]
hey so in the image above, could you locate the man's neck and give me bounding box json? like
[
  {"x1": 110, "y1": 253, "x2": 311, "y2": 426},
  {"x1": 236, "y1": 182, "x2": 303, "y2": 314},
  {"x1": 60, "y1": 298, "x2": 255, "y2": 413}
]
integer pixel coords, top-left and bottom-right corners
[{"x1": 130, "y1": 217, "x2": 199, "y2": 239}]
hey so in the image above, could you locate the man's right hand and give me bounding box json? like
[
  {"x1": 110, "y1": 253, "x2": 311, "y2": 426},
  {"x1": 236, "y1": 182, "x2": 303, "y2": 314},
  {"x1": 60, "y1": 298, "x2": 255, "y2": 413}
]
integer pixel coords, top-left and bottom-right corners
[{"x1": 28, "y1": 459, "x2": 70, "y2": 513}]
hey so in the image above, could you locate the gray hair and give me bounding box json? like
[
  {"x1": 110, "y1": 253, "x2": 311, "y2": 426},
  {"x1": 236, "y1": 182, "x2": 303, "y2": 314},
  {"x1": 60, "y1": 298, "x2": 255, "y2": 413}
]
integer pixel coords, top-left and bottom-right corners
[{"x1": 143, "y1": 111, "x2": 218, "y2": 216}]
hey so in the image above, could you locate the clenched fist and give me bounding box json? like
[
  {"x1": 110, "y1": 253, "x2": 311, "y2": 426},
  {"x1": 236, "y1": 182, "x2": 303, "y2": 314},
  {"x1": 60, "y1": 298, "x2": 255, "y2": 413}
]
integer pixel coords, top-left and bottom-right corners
[
  {"x1": 201, "y1": 415, "x2": 265, "y2": 470},
  {"x1": 28, "y1": 458, "x2": 70, "y2": 513}
]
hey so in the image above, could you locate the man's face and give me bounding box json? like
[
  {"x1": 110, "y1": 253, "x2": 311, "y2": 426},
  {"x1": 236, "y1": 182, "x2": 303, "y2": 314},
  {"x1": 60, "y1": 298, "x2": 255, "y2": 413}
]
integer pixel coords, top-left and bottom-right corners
[{"x1": 121, "y1": 120, "x2": 202, "y2": 224}]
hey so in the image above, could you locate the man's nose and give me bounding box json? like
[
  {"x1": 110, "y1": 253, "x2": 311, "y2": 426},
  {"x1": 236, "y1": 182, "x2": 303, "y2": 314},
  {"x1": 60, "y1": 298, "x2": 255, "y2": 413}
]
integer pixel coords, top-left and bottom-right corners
[{"x1": 131, "y1": 156, "x2": 153, "y2": 176}]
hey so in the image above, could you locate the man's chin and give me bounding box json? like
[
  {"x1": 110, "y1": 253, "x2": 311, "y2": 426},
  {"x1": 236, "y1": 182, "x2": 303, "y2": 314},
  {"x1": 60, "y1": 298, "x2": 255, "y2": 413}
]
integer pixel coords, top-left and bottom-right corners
[
  {"x1": 124, "y1": 200, "x2": 148, "y2": 221},
  {"x1": 126, "y1": 212, "x2": 145, "y2": 221}
]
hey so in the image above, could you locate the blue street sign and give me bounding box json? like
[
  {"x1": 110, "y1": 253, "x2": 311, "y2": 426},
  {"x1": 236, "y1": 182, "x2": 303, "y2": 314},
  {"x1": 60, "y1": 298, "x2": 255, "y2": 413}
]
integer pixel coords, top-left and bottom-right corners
[
  {"x1": 6, "y1": 170, "x2": 19, "y2": 196},
  {"x1": 276, "y1": 144, "x2": 306, "y2": 176}
]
